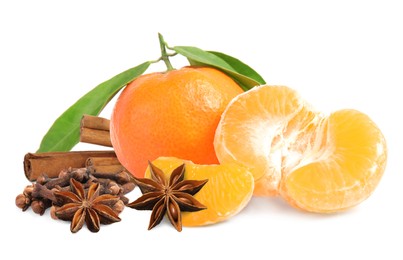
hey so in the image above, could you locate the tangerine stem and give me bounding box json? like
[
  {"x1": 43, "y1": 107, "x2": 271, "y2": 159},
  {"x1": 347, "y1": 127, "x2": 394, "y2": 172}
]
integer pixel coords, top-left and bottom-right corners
[{"x1": 158, "y1": 33, "x2": 175, "y2": 71}]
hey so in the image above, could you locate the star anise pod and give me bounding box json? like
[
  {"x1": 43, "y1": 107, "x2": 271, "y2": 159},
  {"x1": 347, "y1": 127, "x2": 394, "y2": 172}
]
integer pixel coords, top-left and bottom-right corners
[
  {"x1": 54, "y1": 178, "x2": 121, "y2": 233},
  {"x1": 127, "y1": 162, "x2": 208, "y2": 232}
]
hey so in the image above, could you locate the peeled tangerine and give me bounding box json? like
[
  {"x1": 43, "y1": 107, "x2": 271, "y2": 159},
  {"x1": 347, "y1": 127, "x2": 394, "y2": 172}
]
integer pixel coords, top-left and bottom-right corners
[
  {"x1": 145, "y1": 157, "x2": 254, "y2": 226},
  {"x1": 214, "y1": 85, "x2": 387, "y2": 213}
]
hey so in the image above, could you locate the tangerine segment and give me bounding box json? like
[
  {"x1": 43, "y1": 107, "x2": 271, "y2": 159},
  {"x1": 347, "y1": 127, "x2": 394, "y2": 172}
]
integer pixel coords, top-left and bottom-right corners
[
  {"x1": 214, "y1": 85, "x2": 320, "y2": 196},
  {"x1": 145, "y1": 157, "x2": 254, "y2": 226},
  {"x1": 280, "y1": 109, "x2": 387, "y2": 213}
]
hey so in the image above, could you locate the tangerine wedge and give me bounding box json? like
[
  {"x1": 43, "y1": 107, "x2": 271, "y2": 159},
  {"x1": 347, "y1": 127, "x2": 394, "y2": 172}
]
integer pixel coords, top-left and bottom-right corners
[
  {"x1": 145, "y1": 157, "x2": 254, "y2": 226},
  {"x1": 214, "y1": 85, "x2": 387, "y2": 212},
  {"x1": 280, "y1": 109, "x2": 387, "y2": 212}
]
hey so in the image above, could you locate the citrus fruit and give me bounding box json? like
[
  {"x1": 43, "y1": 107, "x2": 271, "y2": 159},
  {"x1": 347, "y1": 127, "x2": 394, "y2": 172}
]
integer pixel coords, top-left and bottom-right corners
[
  {"x1": 110, "y1": 66, "x2": 243, "y2": 177},
  {"x1": 144, "y1": 157, "x2": 254, "y2": 226},
  {"x1": 214, "y1": 85, "x2": 387, "y2": 213}
]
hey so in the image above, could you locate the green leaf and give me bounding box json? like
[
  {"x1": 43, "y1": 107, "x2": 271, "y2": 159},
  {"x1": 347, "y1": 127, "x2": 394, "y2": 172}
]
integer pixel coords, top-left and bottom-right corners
[
  {"x1": 172, "y1": 46, "x2": 265, "y2": 91},
  {"x1": 208, "y1": 51, "x2": 266, "y2": 85},
  {"x1": 37, "y1": 61, "x2": 151, "y2": 153}
]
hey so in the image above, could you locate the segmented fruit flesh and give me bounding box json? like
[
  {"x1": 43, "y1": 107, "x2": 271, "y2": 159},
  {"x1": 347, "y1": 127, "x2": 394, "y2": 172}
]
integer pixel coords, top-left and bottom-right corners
[{"x1": 214, "y1": 85, "x2": 387, "y2": 212}]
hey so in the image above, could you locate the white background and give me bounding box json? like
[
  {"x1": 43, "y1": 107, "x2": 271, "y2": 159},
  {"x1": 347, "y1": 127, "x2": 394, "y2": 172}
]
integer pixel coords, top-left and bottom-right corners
[{"x1": 1, "y1": 0, "x2": 402, "y2": 259}]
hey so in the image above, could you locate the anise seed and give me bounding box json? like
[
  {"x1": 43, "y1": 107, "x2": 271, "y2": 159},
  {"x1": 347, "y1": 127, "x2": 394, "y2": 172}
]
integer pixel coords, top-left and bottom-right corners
[{"x1": 168, "y1": 202, "x2": 178, "y2": 220}]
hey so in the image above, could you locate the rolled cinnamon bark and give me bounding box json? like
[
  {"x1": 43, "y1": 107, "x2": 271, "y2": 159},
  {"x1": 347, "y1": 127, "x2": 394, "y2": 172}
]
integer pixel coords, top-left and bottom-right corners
[
  {"x1": 80, "y1": 114, "x2": 112, "y2": 147},
  {"x1": 24, "y1": 151, "x2": 116, "y2": 181}
]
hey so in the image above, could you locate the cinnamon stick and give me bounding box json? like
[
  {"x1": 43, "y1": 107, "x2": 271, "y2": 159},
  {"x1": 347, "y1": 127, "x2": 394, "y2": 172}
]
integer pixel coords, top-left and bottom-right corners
[
  {"x1": 85, "y1": 156, "x2": 124, "y2": 174},
  {"x1": 80, "y1": 114, "x2": 112, "y2": 147},
  {"x1": 24, "y1": 151, "x2": 116, "y2": 181}
]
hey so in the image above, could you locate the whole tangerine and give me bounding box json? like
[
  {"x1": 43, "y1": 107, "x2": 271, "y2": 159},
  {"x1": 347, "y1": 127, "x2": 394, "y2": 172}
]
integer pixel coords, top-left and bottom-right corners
[{"x1": 110, "y1": 66, "x2": 243, "y2": 177}]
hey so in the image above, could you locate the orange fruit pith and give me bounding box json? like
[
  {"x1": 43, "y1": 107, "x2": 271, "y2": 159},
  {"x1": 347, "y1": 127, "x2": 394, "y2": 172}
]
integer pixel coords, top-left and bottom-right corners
[
  {"x1": 110, "y1": 66, "x2": 243, "y2": 178},
  {"x1": 145, "y1": 157, "x2": 254, "y2": 226},
  {"x1": 214, "y1": 85, "x2": 387, "y2": 213}
]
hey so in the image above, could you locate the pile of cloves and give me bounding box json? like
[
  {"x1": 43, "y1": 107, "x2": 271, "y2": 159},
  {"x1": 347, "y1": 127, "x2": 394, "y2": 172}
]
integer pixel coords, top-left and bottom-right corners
[
  {"x1": 16, "y1": 115, "x2": 139, "y2": 232},
  {"x1": 15, "y1": 166, "x2": 135, "y2": 219}
]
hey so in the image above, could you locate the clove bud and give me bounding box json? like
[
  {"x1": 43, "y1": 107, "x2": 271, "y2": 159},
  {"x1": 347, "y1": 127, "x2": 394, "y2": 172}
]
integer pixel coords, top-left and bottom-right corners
[
  {"x1": 15, "y1": 194, "x2": 30, "y2": 211},
  {"x1": 31, "y1": 200, "x2": 46, "y2": 215}
]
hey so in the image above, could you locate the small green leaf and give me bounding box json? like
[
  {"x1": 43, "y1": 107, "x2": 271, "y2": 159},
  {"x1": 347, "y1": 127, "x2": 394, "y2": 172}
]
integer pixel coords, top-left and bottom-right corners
[
  {"x1": 173, "y1": 46, "x2": 265, "y2": 91},
  {"x1": 208, "y1": 51, "x2": 266, "y2": 85},
  {"x1": 173, "y1": 46, "x2": 234, "y2": 70},
  {"x1": 37, "y1": 61, "x2": 151, "y2": 153}
]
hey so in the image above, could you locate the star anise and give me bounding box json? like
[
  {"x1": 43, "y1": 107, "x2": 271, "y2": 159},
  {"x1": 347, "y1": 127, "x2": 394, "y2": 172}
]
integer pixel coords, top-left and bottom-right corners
[
  {"x1": 54, "y1": 178, "x2": 121, "y2": 233},
  {"x1": 127, "y1": 162, "x2": 208, "y2": 232}
]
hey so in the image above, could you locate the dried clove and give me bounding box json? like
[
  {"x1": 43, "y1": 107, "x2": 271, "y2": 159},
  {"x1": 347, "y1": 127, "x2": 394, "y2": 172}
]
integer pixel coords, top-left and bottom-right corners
[
  {"x1": 90, "y1": 170, "x2": 132, "y2": 185},
  {"x1": 32, "y1": 183, "x2": 56, "y2": 203},
  {"x1": 36, "y1": 174, "x2": 51, "y2": 185},
  {"x1": 44, "y1": 167, "x2": 89, "y2": 189},
  {"x1": 15, "y1": 194, "x2": 30, "y2": 211}
]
